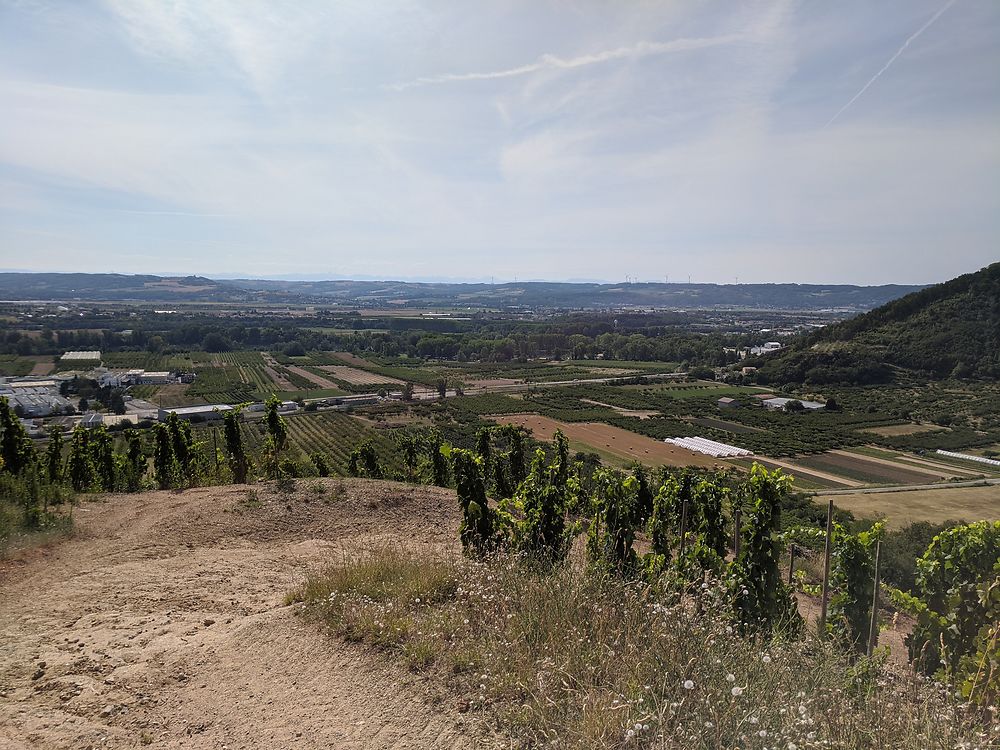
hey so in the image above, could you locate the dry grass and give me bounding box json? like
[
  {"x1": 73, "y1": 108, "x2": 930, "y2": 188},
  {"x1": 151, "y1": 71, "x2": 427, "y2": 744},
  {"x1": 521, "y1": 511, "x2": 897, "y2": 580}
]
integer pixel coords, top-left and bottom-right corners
[
  {"x1": 290, "y1": 547, "x2": 998, "y2": 749},
  {"x1": 831, "y1": 484, "x2": 1000, "y2": 528},
  {"x1": 860, "y1": 424, "x2": 946, "y2": 437}
]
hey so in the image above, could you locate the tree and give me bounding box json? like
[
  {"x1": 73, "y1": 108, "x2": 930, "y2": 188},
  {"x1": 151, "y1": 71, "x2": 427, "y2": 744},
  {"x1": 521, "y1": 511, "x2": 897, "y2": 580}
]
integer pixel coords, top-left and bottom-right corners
[
  {"x1": 829, "y1": 522, "x2": 884, "y2": 652},
  {"x1": 514, "y1": 432, "x2": 576, "y2": 564},
  {"x1": 202, "y1": 332, "x2": 231, "y2": 352},
  {"x1": 393, "y1": 432, "x2": 421, "y2": 482},
  {"x1": 0, "y1": 396, "x2": 35, "y2": 475},
  {"x1": 123, "y1": 429, "x2": 146, "y2": 491},
  {"x1": 451, "y1": 448, "x2": 497, "y2": 556},
  {"x1": 90, "y1": 426, "x2": 116, "y2": 491},
  {"x1": 223, "y1": 410, "x2": 250, "y2": 484},
  {"x1": 348, "y1": 439, "x2": 383, "y2": 479},
  {"x1": 426, "y1": 430, "x2": 450, "y2": 487},
  {"x1": 166, "y1": 413, "x2": 196, "y2": 485},
  {"x1": 45, "y1": 427, "x2": 64, "y2": 484},
  {"x1": 475, "y1": 427, "x2": 492, "y2": 480},
  {"x1": 153, "y1": 423, "x2": 177, "y2": 489},
  {"x1": 906, "y1": 521, "x2": 1000, "y2": 699},
  {"x1": 310, "y1": 452, "x2": 330, "y2": 477},
  {"x1": 67, "y1": 426, "x2": 94, "y2": 492},
  {"x1": 586, "y1": 468, "x2": 641, "y2": 575},
  {"x1": 730, "y1": 464, "x2": 800, "y2": 633},
  {"x1": 264, "y1": 395, "x2": 288, "y2": 479}
]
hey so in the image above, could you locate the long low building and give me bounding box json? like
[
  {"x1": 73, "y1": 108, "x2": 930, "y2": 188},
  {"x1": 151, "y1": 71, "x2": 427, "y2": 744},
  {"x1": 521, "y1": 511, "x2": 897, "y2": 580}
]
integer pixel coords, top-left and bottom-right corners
[
  {"x1": 665, "y1": 436, "x2": 752, "y2": 458},
  {"x1": 761, "y1": 397, "x2": 826, "y2": 411},
  {"x1": 158, "y1": 404, "x2": 233, "y2": 422}
]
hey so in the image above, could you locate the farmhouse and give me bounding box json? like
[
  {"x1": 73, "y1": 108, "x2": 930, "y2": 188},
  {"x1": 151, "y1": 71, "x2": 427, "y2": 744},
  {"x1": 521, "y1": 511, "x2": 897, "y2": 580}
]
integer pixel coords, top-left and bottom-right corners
[
  {"x1": 762, "y1": 396, "x2": 825, "y2": 411},
  {"x1": 158, "y1": 405, "x2": 232, "y2": 422}
]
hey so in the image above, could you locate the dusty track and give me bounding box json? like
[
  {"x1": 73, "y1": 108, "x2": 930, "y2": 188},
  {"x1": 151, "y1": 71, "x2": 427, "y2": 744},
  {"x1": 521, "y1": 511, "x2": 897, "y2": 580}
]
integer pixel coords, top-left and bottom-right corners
[{"x1": 0, "y1": 480, "x2": 479, "y2": 750}]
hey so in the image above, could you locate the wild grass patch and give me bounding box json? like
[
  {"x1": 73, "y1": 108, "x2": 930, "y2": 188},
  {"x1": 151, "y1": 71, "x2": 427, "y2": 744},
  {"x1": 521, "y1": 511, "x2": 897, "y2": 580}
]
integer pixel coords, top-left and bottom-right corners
[{"x1": 290, "y1": 547, "x2": 997, "y2": 749}]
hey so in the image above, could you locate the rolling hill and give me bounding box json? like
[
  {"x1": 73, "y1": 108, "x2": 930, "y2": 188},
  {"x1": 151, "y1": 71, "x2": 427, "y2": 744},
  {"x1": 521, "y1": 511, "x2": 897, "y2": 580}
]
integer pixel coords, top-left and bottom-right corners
[
  {"x1": 0, "y1": 272, "x2": 923, "y2": 310},
  {"x1": 755, "y1": 262, "x2": 1000, "y2": 384}
]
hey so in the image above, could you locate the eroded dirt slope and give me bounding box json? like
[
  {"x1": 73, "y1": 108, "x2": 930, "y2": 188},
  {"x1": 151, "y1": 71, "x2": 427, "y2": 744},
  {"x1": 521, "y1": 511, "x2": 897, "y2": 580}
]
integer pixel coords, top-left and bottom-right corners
[{"x1": 0, "y1": 479, "x2": 477, "y2": 750}]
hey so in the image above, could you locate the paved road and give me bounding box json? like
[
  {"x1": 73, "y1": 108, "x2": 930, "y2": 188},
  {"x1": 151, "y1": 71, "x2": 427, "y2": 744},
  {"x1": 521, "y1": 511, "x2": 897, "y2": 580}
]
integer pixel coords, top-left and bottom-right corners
[{"x1": 813, "y1": 478, "x2": 1000, "y2": 496}]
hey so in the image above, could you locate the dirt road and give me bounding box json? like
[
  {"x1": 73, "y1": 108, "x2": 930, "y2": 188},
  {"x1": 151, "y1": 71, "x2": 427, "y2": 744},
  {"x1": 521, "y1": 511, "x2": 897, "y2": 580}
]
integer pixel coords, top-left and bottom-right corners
[{"x1": 0, "y1": 480, "x2": 479, "y2": 750}]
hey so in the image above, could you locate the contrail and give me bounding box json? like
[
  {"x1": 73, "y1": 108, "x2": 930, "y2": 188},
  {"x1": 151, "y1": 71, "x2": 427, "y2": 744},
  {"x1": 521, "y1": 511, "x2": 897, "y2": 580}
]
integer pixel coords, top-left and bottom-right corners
[
  {"x1": 387, "y1": 35, "x2": 741, "y2": 91},
  {"x1": 824, "y1": 0, "x2": 958, "y2": 128}
]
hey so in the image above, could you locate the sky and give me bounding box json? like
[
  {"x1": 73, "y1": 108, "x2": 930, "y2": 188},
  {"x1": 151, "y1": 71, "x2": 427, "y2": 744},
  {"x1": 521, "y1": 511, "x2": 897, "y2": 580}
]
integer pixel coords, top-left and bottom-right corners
[{"x1": 1, "y1": 0, "x2": 998, "y2": 285}]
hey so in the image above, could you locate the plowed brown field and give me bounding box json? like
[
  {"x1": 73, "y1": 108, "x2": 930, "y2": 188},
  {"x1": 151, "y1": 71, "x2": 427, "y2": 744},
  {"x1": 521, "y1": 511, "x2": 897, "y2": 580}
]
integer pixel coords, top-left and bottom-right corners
[{"x1": 491, "y1": 414, "x2": 726, "y2": 469}]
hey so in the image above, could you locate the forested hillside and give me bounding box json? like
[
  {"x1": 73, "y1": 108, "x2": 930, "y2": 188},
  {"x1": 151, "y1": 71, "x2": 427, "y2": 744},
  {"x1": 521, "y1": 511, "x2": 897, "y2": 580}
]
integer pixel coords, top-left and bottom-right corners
[{"x1": 756, "y1": 263, "x2": 1000, "y2": 384}]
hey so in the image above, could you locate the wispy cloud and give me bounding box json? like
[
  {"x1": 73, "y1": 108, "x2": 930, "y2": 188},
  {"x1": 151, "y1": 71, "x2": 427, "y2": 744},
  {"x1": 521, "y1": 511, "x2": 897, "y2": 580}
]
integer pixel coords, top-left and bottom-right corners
[
  {"x1": 113, "y1": 209, "x2": 232, "y2": 217},
  {"x1": 387, "y1": 35, "x2": 742, "y2": 91},
  {"x1": 825, "y1": 0, "x2": 958, "y2": 128}
]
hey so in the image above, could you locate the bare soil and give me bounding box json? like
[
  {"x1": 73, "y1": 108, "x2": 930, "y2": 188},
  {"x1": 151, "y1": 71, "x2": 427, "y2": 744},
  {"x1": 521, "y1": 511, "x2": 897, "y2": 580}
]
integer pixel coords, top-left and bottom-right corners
[
  {"x1": 28, "y1": 358, "x2": 55, "y2": 376},
  {"x1": 317, "y1": 366, "x2": 405, "y2": 386},
  {"x1": 327, "y1": 352, "x2": 373, "y2": 368},
  {"x1": 285, "y1": 365, "x2": 340, "y2": 390},
  {"x1": 259, "y1": 353, "x2": 295, "y2": 390},
  {"x1": 491, "y1": 414, "x2": 726, "y2": 469},
  {"x1": 0, "y1": 480, "x2": 480, "y2": 749}
]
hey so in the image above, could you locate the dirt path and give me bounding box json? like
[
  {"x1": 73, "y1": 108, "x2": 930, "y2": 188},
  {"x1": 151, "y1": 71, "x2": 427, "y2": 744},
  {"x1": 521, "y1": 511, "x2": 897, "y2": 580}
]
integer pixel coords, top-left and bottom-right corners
[
  {"x1": 0, "y1": 480, "x2": 480, "y2": 749},
  {"x1": 259, "y1": 352, "x2": 295, "y2": 391}
]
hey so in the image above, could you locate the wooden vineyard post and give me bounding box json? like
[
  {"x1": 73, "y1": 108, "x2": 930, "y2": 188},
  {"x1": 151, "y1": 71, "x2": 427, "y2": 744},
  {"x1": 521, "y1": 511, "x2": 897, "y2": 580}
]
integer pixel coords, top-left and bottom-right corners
[
  {"x1": 819, "y1": 499, "x2": 834, "y2": 636},
  {"x1": 733, "y1": 506, "x2": 741, "y2": 558},
  {"x1": 867, "y1": 539, "x2": 882, "y2": 656},
  {"x1": 679, "y1": 496, "x2": 689, "y2": 558},
  {"x1": 212, "y1": 427, "x2": 220, "y2": 478}
]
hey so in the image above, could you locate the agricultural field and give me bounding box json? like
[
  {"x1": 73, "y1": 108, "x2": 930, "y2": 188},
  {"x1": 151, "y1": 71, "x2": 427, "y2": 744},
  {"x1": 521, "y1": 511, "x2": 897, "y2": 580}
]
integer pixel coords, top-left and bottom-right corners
[
  {"x1": 687, "y1": 416, "x2": 764, "y2": 434},
  {"x1": 829, "y1": 484, "x2": 1000, "y2": 528},
  {"x1": 860, "y1": 423, "x2": 946, "y2": 437},
  {"x1": 793, "y1": 451, "x2": 950, "y2": 486},
  {"x1": 0, "y1": 355, "x2": 45, "y2": 376},
  {"x1": 726, "y1": 457, "x2": 854, "y2": 491},
  {"x1": 316, "y1": 365, "x2": 406, "y2": 386},
  {"x1": 191, "y1": 411, "x2": 406, "y2": 477},
  {"x1": 491, "y1": 413, "x2": 726, "y2": 469}
]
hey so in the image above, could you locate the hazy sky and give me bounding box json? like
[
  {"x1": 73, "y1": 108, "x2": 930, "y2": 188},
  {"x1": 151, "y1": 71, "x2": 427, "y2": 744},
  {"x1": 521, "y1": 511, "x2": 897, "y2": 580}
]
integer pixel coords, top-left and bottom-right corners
[{"x1": 1, "y1": 1, "x2": 998, "y2": 284}]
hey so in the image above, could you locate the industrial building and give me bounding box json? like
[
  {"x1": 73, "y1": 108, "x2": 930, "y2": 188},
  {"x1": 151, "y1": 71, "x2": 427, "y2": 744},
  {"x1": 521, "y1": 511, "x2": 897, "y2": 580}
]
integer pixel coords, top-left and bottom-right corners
[
  {"x1": 158, "y1": 405, "x2": 233, "y2": 422},
  {"x1": 761, "y1": 396, "x2": 826, "y2": 411}
]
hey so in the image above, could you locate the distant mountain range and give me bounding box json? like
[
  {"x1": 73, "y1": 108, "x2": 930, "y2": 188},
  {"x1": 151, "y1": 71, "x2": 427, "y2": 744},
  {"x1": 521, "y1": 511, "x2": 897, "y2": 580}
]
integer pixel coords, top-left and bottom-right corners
[
  {"x1": 755, "y1": 263, "x2": 1000, "y2": 383},
  {"x1": 0, "y1": 272, "x2": 926, "y2": 311}
]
